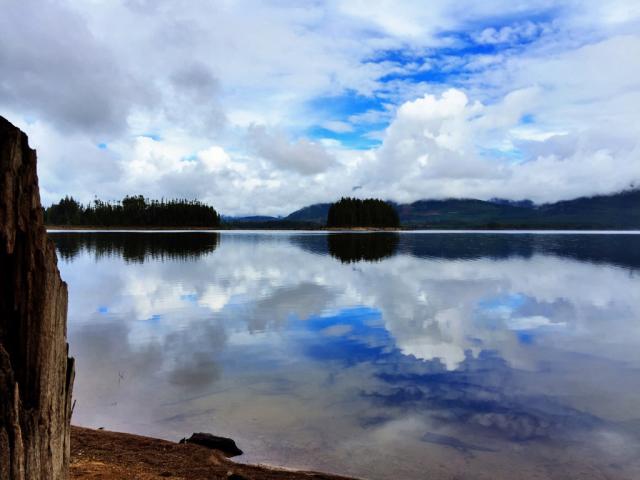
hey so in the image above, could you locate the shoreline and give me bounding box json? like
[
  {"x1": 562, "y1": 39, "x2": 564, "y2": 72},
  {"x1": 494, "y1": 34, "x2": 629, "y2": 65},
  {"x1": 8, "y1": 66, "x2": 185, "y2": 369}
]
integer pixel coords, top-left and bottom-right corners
[
  {"x1": 47, "y1": 225, "x2": 220, "y2": 231},
  {"x1": 71, "y1": 425, "x2": 359, "y2": 480},
  {"x1": 46, "y1": 225, "x2": 640, "y2": 234}
]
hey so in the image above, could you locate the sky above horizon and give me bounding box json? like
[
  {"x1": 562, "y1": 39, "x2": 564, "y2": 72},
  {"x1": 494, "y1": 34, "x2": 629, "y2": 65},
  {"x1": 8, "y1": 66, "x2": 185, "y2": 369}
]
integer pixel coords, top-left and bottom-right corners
[{"x1": 1, "y1": 0, "x2": 640, "y2": 215}]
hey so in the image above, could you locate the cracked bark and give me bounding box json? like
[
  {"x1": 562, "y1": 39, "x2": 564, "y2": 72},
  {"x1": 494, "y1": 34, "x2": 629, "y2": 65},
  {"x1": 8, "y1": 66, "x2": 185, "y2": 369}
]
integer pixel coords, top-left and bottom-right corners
[{"x1": 0, "y1": 116, "x2": 74, "y2": 480}]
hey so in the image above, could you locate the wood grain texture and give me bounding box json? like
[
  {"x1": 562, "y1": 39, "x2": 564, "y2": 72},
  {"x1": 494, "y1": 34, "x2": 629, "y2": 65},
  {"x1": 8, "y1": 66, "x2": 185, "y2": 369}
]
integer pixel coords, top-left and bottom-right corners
[{"x1": 0, "y1": 116, "x2": 74, "y2": 480}]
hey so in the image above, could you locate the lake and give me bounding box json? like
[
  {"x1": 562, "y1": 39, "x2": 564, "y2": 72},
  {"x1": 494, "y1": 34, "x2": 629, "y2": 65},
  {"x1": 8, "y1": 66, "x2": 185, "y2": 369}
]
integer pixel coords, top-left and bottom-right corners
[{"x1": 50, "y1": 230, "x2": 640, "y2": 480}]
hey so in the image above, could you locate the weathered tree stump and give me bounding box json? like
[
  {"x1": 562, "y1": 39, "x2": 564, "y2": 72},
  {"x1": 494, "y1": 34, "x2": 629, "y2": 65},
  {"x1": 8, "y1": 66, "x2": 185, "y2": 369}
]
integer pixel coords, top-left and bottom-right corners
[{"x1": 0, "y1": 116, "x2": 74, "y2": 479}]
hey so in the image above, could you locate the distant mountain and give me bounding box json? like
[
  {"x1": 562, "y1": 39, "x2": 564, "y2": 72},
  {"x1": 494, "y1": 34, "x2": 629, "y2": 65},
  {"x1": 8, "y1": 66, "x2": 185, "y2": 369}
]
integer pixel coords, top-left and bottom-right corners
[
  {"x1": 285, "y1": 203, "x2": 331, "y2": 224},
  {"x1": 398, "y1": 198, "x2": 533, "y2": 227},
  {"x1": 221, "y1": 214, "x2": 319, "y2": 229},
  {"x1": 221, "y1": 189, "x2": 640, "y2": 230},
  {"x1": 536, "y1": 189, "x2": 640, "y2": 229},
  {"x1": 489, "y1": 198, "x2": 535, "y2": 208},
  {"x1": 399, "y1": 190, "x2": 640, "y2": 229}
]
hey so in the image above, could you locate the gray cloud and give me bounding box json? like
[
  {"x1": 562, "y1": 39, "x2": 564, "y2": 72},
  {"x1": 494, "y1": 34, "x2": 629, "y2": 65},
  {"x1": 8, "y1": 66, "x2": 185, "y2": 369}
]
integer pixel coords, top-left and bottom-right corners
[
  {"x1": 0, "y1": 0, "x2": 146, "y2": 135},
  {"x1": 165, "y1": 63, "x2": 226, "y2": 135},
  {"x1": 248, "y1": 125, "x2": 336, "y2": 174}
]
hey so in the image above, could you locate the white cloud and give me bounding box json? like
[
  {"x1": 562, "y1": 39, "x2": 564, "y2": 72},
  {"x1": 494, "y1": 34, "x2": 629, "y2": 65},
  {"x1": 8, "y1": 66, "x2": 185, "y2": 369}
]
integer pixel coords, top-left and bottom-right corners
[
  {"x1": 199, "y1": 146, "x2": 233, "y2": 173},
  {"x1": 354, "y1": 78, "x2": 640, "y2": 203},
  {"x1": 1, "y1": 0, "x2": 639, "y2": 214}
]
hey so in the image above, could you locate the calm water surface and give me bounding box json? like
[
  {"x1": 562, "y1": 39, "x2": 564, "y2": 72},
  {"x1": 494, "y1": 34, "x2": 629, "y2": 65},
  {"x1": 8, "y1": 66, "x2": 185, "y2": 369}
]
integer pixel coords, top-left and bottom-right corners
[{"x1": 51, "y1": 231, "x2": 640, "y2": 480}]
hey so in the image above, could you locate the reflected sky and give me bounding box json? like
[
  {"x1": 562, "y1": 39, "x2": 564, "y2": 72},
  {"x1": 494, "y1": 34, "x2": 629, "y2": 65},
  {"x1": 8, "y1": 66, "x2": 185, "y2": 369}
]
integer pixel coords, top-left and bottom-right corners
[{"x1": 52, "y1": 232, "x2": 640, "y2": 480}]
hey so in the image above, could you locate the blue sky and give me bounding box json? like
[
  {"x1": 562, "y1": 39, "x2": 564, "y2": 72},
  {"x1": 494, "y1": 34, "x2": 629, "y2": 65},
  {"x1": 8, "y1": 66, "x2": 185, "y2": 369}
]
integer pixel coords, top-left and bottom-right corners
[{"x1": 1, "y1": 0, "x2": 639, "y2": 215}]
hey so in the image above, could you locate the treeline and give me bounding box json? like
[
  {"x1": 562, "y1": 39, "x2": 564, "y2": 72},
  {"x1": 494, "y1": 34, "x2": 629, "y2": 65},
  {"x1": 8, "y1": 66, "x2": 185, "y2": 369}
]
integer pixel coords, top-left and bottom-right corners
[
  {"x1": 45, "y1": 195, "x2": 221, "y2": 227},
  {"x1": 327, "y1": 197, "x2": 399, "y2": 228}
]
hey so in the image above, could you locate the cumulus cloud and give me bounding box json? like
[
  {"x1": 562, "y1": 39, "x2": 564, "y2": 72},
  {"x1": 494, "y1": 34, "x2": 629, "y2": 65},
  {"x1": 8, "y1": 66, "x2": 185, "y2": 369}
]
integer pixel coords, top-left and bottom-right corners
[
  {"x1": 368, "y1": 89, "x2": 489, "y2": 182},
  {"x1": 354, "y1": 83, "x2": 640, "y2": 203}
]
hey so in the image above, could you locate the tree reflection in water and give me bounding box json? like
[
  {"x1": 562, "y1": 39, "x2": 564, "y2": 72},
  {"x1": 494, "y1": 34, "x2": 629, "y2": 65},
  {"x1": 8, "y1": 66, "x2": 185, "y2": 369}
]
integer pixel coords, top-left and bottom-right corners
[{"x1": 52, "y1": 232, "x2": 220, "y2": 263}]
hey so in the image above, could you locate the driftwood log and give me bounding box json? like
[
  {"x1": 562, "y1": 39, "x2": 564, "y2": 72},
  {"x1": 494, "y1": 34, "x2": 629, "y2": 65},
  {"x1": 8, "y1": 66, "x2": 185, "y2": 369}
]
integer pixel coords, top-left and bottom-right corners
[{"x1": 0, "y1": 116, "x2": 74, "y2": 479}]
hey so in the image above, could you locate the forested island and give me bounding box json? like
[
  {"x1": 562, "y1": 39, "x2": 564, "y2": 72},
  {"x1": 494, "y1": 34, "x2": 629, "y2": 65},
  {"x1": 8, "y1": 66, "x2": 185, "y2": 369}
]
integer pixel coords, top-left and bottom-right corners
[
  {"x1": 326, "y1": 197, "x2": 400, "y2": 228},
  {"x1": 45, "y1": 195, "x2": 221, "y2": 228}
]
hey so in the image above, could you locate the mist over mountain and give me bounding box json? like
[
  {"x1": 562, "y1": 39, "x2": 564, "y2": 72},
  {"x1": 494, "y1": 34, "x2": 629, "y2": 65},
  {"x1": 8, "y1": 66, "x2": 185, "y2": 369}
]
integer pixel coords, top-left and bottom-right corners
[
  {"x1": 286, "y1": 203, "x2": 332, "y2": 224},
  {"x1": 225, "y1": 189, "x2": 640, "y2": 229}
]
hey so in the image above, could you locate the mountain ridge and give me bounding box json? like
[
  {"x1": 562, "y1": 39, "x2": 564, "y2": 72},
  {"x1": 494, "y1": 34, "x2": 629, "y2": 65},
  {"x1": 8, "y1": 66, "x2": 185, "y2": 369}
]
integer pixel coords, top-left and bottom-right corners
[{"x1": 222, "y1": 189, "x2": 640, "y2": 229}]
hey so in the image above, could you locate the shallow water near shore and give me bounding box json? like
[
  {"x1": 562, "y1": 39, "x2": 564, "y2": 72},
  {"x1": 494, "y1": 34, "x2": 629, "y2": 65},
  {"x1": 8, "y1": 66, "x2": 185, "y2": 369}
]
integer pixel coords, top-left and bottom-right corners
[{"x1": 52, "y1": 231, "x2": 640, "y2": 480}]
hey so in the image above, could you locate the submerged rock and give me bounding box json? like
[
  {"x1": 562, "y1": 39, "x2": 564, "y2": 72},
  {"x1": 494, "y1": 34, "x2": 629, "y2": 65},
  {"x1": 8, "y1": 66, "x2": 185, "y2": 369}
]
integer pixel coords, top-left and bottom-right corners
[
  {"x1": 180, "y1": 432, "x2": 243, "y2": 457},
  {"x1": 0, "y1": 115, "x2": 75, "y2": 479}
]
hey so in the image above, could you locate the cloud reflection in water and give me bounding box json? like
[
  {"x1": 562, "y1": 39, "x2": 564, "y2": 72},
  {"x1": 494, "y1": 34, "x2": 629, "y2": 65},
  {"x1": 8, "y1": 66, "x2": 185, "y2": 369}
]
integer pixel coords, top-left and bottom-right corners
[{"x1": 53, "y1": 232, "x2": 640, "y2": 480}]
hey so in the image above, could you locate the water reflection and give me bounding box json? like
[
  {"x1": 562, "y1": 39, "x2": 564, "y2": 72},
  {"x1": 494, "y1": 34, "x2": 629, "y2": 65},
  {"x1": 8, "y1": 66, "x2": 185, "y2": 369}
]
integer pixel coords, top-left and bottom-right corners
[
  {"x1": 51, "y1": 232, "x2": 640, "y2": 480},
  {"x1": 52, "y1": 231, "x2": 219, "y2": 262},
  {"x1": 291, "y1": 232, "x2": 640, "y2": 270},
  {"x1": 327, "y1": 233, "x2": 400, "y2": 263},
  {"x1": 400, "y1": 233, "x2": 640, "y2": 270}
]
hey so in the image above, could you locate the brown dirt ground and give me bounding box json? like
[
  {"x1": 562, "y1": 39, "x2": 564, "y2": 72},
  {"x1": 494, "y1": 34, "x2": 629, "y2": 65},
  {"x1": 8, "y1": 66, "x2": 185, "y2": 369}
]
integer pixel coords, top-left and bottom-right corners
[{"x1": 70, "y1": 426, "x2": 359, "y2": 480}]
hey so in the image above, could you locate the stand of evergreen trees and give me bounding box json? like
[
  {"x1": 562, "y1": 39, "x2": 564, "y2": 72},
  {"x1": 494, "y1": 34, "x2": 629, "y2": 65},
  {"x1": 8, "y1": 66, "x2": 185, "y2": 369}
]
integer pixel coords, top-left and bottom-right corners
[
  {"x1": 326, "y1": 197, "x2": 400, "y2": 228},
  {"x1": 45, "y1": 195, "x2": 221, "y2": 227}
]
